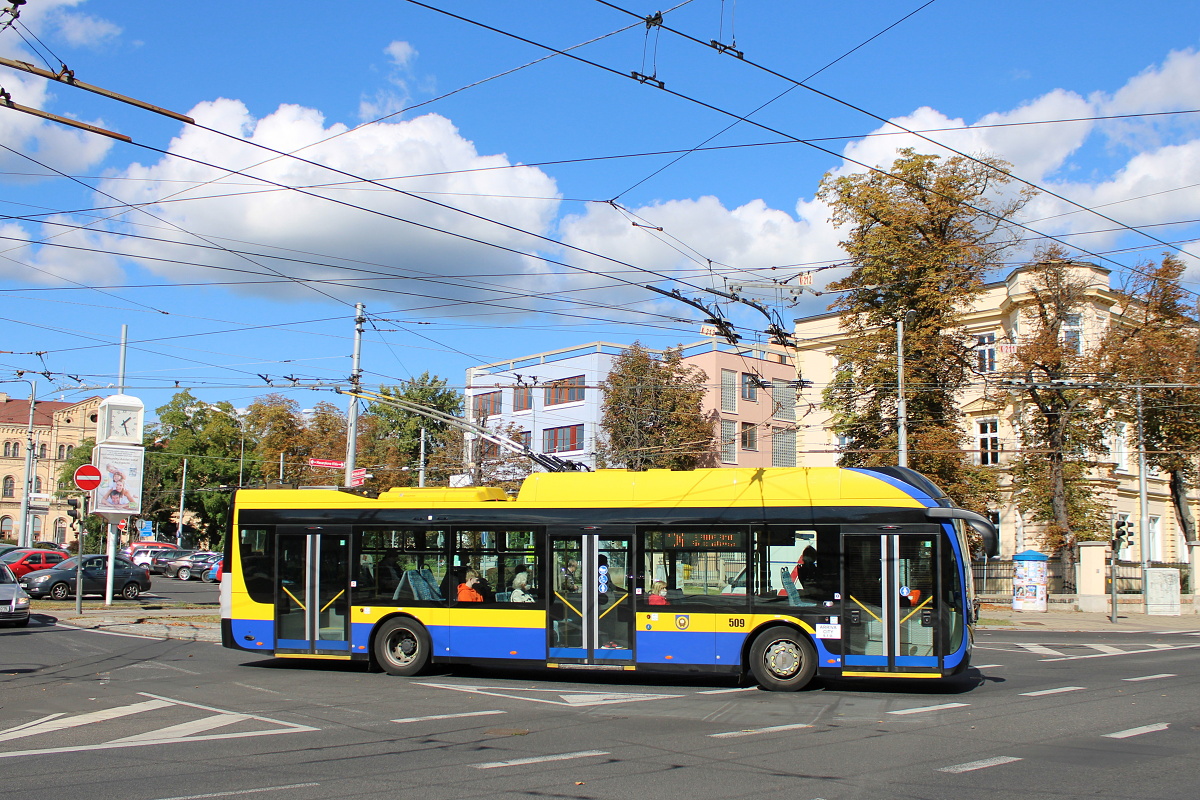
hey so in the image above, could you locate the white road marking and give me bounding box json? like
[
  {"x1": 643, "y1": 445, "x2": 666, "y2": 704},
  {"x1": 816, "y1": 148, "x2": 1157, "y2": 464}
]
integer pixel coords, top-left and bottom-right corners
[
  {"x1": 1018, "y1": 644, "x2": 1067, "y2": 656},
  {"x1": 108, "y1": 713, "x2": 251, "y2": 743},
  {"x1": 887, "y1": 703, "x2": 969, "y2": 716},
  {"x1": 1019, "y1": 686, "x2": 1085, "y2": 696},
  {"x1": 972, "y1": 664, "x2": 1003, "y2": 669},
  {"x1": 1041, "y1": 643, "x2": 1200, "y2": 662},
  {"x1": 393, "y1": 711, "x2": 506, "y2": 724},
  {"x1": 149, "y1": 783, "x2": 320, "y2": 800},
  {"x1": 0, "y1": 699, "x2": 172, "y2": 742},
  {"x1": 1104, "y1": 723, "x2": 1169, "y2": 739},
  {"x1": 473, "y1": 750, "x2": 609, "y2": 769},
  {"x1": 0, "y1": 714, "x2": 65, "y2": 738},
  {"x1": 1088, "y1": 645, "x2": 1125, "y2": 654},
  {"x1": 55, "y1": 623, "x2": 161, "y2": 640},
  {"x1": 938, "y1": 756, "x2": 1023, "y2": 773},
  {"x1": 118, "y1": 661, "x2": 202, "y2": 676},
  {"x1": 1123, "y1": 674, "x2": 1176, "y2": 682},
  {"x1": 709, "y1": 723, "x2": 813, "y2": 738},
  {"x1": 697, "y1": 687, "x2": 759, "y2": 694},
  {"x1": 417, "y1": 682, "x2": 681, "y2": 707}
]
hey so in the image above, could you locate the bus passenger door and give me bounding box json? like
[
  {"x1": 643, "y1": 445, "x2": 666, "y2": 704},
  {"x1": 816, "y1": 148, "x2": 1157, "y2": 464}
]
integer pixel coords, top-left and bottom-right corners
[
  {"x1": 842, "y1": 530, "x2": 941, "y2": 671},
  {"x1": 547, "y1": 534, "x2": 634, "y2": 664},
  {"x1": 275, "y1": 526, "x2": 352, "y2": 655}
]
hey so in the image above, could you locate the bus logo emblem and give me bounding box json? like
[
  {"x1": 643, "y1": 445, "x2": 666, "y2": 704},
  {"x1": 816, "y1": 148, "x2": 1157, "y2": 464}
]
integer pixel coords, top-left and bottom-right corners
[{"x1": 674, "y1": 615, "x2": 690, "y2": 630}]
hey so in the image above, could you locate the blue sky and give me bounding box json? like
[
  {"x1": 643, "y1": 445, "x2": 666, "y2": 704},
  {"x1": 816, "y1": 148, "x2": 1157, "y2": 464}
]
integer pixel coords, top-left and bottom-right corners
[{"x1": 2, "y1": 0, "x2": 1199, "y2": 418}]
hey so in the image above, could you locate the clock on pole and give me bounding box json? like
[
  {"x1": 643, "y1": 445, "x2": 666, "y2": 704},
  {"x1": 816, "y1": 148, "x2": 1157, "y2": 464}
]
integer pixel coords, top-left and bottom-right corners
[{"x1": 97, "y1": 394, "x2": 145, "y2": 445}]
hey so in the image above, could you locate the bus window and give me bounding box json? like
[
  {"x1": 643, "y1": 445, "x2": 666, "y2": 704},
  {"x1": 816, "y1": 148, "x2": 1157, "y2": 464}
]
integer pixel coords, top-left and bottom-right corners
[
  {"x1": 453, "y1": 528, "x2": 540, "y2": 604},
  {"x1": 360, "y1": 528, "x2": 448, "y2": 604},
  {"x1": 640, "y1": 527, "x2": 748, "y2": 610},
  {"x1": 753, "y1": 526, "x2": 837, "y2": 607},
  {"x1": 239, "y1": 526, "x2": 273, "y2": 604}
]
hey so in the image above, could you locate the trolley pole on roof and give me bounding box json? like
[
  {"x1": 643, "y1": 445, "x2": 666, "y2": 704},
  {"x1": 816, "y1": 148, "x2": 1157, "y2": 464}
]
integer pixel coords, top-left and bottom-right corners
[{"x1": 344, "y1": 303, "x2": 364, "y2": 487}]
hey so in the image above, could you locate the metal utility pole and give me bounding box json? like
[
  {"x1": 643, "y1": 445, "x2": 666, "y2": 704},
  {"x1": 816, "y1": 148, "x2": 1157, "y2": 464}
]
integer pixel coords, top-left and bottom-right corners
[
  {"x1": 896, "y1": 315, "x2": 908, "y2": 468},
  {"x1": 1136, "y1": 384, "x2": 1151, "y2": 611},
  {"x1": 17, "y1": 379, "x2": 35, "y2": 548},
  {"x1": 419, "y1": 427, "x2": 427, "y2": 488},
  {"x1": 176, "y1": 458, "x2": 187, "y2": 546},
  {"x1": 344, "y1": 303, "x2": 364, "y2": 487}
]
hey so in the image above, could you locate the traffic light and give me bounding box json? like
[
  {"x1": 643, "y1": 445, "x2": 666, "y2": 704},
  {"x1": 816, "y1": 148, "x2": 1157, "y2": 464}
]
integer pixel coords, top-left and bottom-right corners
[
  {"x1": 1112, "y1": 518, "x2": 1134, "y2": 550},
  {"x1": 66, "y1": 497, "x2": 86, "y2": 529}
]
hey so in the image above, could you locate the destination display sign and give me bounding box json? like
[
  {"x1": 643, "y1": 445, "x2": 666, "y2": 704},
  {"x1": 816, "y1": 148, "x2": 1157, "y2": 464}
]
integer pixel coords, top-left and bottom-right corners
[{"x1": 647, "y1": 529, "x2": 746, "y2": 550}]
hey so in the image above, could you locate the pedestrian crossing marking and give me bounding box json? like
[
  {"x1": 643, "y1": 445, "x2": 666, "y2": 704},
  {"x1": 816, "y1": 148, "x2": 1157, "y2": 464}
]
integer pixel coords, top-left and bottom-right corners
[{"x1": 0, "y1": 693, "x2": 316, "y2": 759}]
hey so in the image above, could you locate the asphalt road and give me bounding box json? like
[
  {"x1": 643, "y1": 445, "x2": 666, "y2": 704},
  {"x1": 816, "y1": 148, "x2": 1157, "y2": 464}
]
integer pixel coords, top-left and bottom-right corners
[{"x1": 2, "y1": 620, "x2": 1198, "y2": 800}]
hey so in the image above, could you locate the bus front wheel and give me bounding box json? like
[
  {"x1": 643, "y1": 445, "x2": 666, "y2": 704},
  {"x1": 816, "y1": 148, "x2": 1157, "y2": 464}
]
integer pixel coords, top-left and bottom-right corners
[
  {"x1": 748, "y1": 626, "x2": 817, "y2": 691},
  {"x1": 374, "y1": 618, "x2": 430, "y2": 676}
]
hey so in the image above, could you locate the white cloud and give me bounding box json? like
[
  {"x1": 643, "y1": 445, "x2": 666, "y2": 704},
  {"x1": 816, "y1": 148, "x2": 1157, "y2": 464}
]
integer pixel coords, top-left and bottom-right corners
[
  {"x1": 97, "y1": 100, "x2": 566, "y2": 316},
  {"x1": 0, "y1": 217, "x2": 123, "y2": 285},
  {"x1": 359, "y1": 40, "x2": 425, "y2": 122},
  {"x1": 385, "y1": 40, "x2": 417, "y2": 70}
]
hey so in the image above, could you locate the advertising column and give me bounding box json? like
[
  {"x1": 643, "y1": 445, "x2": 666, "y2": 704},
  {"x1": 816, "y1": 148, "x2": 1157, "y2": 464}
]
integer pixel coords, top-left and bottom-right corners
[
  {"x1": 1012, "y1": 549, "x2": 1050, "y2": 612},
  {"x1": 92, "y1": 395, "x2": 145, "y2": 606}
]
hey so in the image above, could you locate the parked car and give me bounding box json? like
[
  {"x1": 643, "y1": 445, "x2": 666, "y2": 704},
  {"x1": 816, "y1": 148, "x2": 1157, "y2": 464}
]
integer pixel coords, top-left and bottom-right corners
[
  {"x1": 203, "y1": 558, "x2": 225, "y2": 583},
  {"x1": 0, "y1": 564, "x2": 31, "y2": 627},
  {"x1": 20, "y1": 555, "x2": 151, "y2": 600},
  {"x1": 151, "y1": 549, "x2": 195, "y2": 575},
  {"x1": 0, "y1": 548, "x2": 69, "y2": 579},
  {"x1": 172, "y1": 552, "x2": 221, "y2": 581},
  {"x1": 131, "y1": 546, "x2": 179, "y2": 569},
  {"x1": 0, "y1": 544, "x2": 22, "y2": 558},
  {"x1": 123, "y1": 542, "x2": 179, "y2": 560},
  {"x1": 163, "y1": 551, "x2": 219, "y2": 582}
]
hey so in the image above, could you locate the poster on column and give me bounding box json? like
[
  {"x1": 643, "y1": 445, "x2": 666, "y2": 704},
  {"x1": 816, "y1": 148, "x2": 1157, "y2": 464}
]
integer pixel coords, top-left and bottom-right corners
[{"x1": 91, "y1": 445, "x2": 145, "y2": 516}]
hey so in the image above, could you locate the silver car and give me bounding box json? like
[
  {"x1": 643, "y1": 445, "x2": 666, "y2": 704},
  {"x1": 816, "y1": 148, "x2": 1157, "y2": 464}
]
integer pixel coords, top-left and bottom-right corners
[{"x1": 0, "y1": 564, "x2": 32, "y2": 627}]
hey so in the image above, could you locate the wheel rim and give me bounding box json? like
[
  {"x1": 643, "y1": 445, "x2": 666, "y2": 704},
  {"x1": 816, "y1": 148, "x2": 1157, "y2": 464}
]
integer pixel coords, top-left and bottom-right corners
[
  {"x1": 178, "y1": 569, "x2": 190, "y2": 580},
  {"x1": 123, "y1": 584, "x2": 139, "y2": 599},
  {"x1": 386, "y1": 629, "x2": 419, "y2": 667},
  {"x1": 51, "y1": 584, "x2": 68, "y2": 600},
  {"x1": 762, "y1": 638, "x2": 802, "y2": 679}
]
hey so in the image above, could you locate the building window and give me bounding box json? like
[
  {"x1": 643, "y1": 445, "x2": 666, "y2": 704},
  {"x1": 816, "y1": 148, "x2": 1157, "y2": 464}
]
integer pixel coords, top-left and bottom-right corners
[
  {"x1": 0, "y1": 516, "x2": 11, "y2": 537},
  {"x1": 771, "y1": 428, "x2": 797, "y2": 467},
  {"x1": 472, "y1": 391, "x2": 501, "y2": 420},
  {"x1": 2, "y1": 442, "x2": 9, "y2": 458},
  {"x1": 976, "y1": 333, "x2": 996, "y2": 373},
  {"x1": 1110, "y1": 422, "x2": 1129, "y2": 471},
  {"x1": 519, "y1": 430, "x2": 532, "y2": 450},
  {"x1": 38, "y1": 444, "x2": 46, "y2": 459},
  {"x1": 31, "y1": 516, "x2": 42, "y2": 537},
  {"x1": 720, "y1": 370, "x2": 737, "y2": 413},
  {"x1": 543, "y1": 424, "x2": 583, "y2": 453},
  {"x1": 513, "y1": 385, "x2": 533, "y2": 412},
  {"x1": 771, "y1": 382, "x2": 796, "y2": 421},
  {"x1": 1, "y1": 476, "x2": 13, "y2": 498},
  {"x1": 720, "y1": 420, "x2": 737, "y2": 463},
  {"x1": 741, "y1": 373, "x2": 759, "y2": 402},
  {"x1": 54, "y1": 518, "x2": 67, "y2": 544},
  {"x1": 57, "y1": 444, "x2": 66, "y2": 460},
  {"x1": 33, "y1": 476, "x2": 42, "y2": 494},
  {"x1": 978, "y1": 419, "x2": 1000, "y2": 465},
  {"x1": 544, "y1": 376, "x2": 585, "y2": 406},
  {"x1": 480, "y1": 439, "x2": 501, "y2": 459},
  {"x1": 65, "y1": 445, "x2": 74, "y2": 459},
  {"x1": 740, "y1": 422, "x2": 758, "y2": 451},
  {"x1": 1062, "y1": 313, "x2": 1082, "y2": 354}
]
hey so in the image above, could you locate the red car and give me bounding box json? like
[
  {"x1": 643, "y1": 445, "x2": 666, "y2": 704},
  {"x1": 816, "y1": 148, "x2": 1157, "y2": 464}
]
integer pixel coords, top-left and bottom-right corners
[{"x1": 0, "y1": 548, "x2": 68, "y2": 579}]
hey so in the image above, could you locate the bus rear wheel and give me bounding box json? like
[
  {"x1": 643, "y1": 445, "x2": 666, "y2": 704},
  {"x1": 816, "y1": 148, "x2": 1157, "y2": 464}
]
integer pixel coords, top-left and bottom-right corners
[
  {"x1": 749, "y1": 626, "x2": 817, "y2": 691},
  {"x1": 374, "y1": 618, "x2": 430, "y2": 676}
]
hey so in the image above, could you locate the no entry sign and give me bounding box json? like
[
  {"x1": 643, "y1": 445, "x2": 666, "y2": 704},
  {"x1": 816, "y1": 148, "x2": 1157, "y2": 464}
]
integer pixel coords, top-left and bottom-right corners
[{"x1": 73, "y1": 464, "x2": 103, "y2": 492}]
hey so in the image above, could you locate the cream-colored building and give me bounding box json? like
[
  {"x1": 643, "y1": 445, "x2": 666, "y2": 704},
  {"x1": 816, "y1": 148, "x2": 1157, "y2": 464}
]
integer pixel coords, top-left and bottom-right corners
[
  {"x1": 0, "y1": 393, "x2": 101, "y2": 544},
  {"x1": 791, "y1": 262, "x2": 1187, "y2": 562}
]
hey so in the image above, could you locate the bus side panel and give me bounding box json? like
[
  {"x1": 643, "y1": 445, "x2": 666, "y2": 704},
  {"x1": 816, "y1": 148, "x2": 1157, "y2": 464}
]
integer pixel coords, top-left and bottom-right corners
[
  {"x1": 447, "y1": 608, "x2": 548, "y2": 660},
  {"x1": 227, "y1": 614, "x2": 275, "y2": 651}
]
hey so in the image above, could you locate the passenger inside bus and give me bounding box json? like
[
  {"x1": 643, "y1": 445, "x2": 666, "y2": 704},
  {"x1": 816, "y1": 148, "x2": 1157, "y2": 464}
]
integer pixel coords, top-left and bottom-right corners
[
  {"x1": 510, "y1": 571, "x2": 535, "y2": 602},
  {"x1": 457, "y1": 569, "x2": 484, "y2": 602},
  {"x1": 647, "y1": 580, "x2": 669, "y2": 605}
]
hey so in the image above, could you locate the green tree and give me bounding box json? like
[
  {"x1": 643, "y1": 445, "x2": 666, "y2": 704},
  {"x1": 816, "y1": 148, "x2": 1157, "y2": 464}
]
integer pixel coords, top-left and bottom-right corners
[
  {"x1": 244, "y1": 393, "x2": 305, "y2": 484},
  {"x1": 1002, "y1": 248, "x2": 1110, "y2": 582},
  {"x1": 597, "y1": 343, "x2": 715, "y2": 470},
  {"x1": 1102, "y1": 253, "x2": 1200, "y2": 543},
  {"x1": 56, "y1": 438, "x2": 107, "y2": 552},
  {"x1": 359, "y1": 373, "x2": 463, "y2": 489},
  {"x1": 816, "y1": 148, "x2": 1032, "y2": 513}
]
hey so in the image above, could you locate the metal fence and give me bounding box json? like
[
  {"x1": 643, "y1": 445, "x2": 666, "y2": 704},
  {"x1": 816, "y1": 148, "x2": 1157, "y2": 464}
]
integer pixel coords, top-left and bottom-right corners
[{"x1": 971, "y1": 560, "x2": 1192, "y2": 596}]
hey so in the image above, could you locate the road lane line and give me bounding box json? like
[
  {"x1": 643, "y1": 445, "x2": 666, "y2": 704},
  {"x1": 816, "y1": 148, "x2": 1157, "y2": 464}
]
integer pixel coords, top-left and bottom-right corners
[
  {"x1": 1019, "y1": 686, "x2": 1085, "y2": 696},
  {"x1": 938, "y1": 756, "x2": 1023, "y2": 773},
  {"x1": 137, "y1": 692, "x2": 316, "y2": 731},
  {"x1": 108, "y1": 714, "x2": 252, "y2": 743},
  {"x1": 1105, "y1": 723, "x2": 1169, "y2": 739},
  {"x1": 887, "y1": 703, "x2": 969, "y2": 715},
  {"x1": 973, "y1": 664, "x2": 1003, "y2": 669},
  {"x1": 709, "y1": 723, "x2": 813, "y2": 738},
  {"x1": 150, "y1": 783, "x2": 320, "y2": 800},
  {"x1": 1041, "y1": 643, "x2": 1200, "y2": 662},
  {"x1": 393, "y1": 711, "x2": 506, "y2": 723},
  {"x1": 0, "y1": 699, "x2": 172, "y2": 742},
  {"x1": 0, "y1": 714, "x2": 65, "y2": 737},
  {"x1": 473, "y1": 750, "x2": 609, "y2": 769},
  {"x1": 1088, "y1": 645, "x2": 1125, "y2": 654},
  {"x1": 1123, "y1": 674, "x2": 1176, "y2": 682},
  {"x1": 697, "y1": 687, "x2": 759, "y2": 694},
  {"x1": 1019, "y1": 644, "x2": 1067, "y2": 656}
]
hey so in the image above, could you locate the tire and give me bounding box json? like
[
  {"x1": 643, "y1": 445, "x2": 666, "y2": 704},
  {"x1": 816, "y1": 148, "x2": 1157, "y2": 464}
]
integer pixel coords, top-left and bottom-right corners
[
  {"x1": 14, "y1": 617, "x2": 29, "y2": 627},
  {"x1": 177, "y1": 567, "x2": 191, "y2": 581},
  {"x1": 373, "y1": 617, "x2": 431, "y2": 677},
  {"x1": 748, "y1": 625, "x2": 817, "y2": 691},
  {"x1": 121, "y1": 582, "x2": 141, "y2": 600},
  {"x1": 49, "y1": 582, "x2": 71, "y2": 601}
]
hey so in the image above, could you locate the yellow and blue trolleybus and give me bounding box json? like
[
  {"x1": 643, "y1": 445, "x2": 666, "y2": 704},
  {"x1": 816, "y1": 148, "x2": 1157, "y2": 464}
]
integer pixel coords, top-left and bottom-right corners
[{"x1": 221, "y1": 466, "x2": 995, "y2": 691}]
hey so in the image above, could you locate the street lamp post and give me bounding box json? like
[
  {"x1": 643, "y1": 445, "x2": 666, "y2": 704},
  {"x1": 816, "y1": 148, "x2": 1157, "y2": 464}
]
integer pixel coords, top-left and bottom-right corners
[{"x1": 896, "y1": 316, "x2": 908, "y2": 469}]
